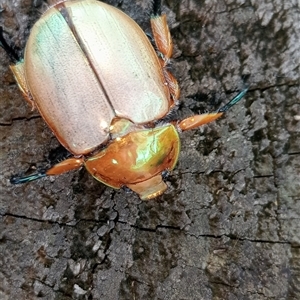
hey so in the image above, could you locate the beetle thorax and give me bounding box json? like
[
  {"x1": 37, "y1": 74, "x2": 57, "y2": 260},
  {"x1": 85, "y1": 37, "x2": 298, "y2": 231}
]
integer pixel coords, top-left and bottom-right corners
[
  {"x1": 109, "y1": 118, "x2": 144, "y2": 140},
  {"x1": 84, "y1": 123, "x2": 180, "y2": 199}
]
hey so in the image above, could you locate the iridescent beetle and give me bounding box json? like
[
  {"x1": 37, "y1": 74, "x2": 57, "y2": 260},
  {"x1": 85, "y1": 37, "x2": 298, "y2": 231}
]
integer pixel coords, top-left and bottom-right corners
[{"x1": 0, "y1": 0, "x2": 247, "y2": 200}]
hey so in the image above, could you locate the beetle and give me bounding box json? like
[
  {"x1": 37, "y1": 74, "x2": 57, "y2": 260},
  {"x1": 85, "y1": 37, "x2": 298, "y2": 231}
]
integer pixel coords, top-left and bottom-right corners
[{"x1": 0, "y1": 0, "x2": 247, "y2": 200}]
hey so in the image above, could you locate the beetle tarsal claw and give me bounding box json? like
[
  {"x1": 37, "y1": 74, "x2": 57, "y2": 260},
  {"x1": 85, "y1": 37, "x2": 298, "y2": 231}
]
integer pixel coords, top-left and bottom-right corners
[{"x1": 127, "y1": 175, "x2": 167, "y2": 200}]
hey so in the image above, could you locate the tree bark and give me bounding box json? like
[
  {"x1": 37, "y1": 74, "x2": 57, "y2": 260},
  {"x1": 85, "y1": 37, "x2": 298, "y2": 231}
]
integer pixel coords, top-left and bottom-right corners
[{"x1": 0, "y1": 0, "x2": 299, "y2": 299}]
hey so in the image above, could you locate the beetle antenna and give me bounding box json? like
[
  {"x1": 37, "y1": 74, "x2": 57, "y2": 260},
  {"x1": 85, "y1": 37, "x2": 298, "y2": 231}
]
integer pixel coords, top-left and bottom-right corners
[
  {"x1": 217, "y1": 86, "x2": 249, "y2": 113},
  {"x1": 152, "y1": 0, "x2": 162, "y2": 16},
  {"x1": 10, "y1": 171, "x2": 47, "y2": 184},
  {"x1": 0, "y1": 26, "x2": 20, "y2": 62}
]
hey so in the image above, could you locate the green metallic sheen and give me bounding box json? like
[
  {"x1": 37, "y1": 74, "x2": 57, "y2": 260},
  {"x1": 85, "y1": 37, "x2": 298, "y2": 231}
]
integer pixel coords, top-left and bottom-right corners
[{"x1": 84, "y1": 124, "x2": 180, "y2": 188}]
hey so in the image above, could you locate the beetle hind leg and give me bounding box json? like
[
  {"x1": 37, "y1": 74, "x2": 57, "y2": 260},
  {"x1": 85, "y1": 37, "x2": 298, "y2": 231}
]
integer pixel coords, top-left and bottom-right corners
[
  {"x1": 150, "y1": 0, "x2": 172, "y2": 64},
  {"x1": 150, "y1": 1, "x2": 180, "y2": 105}
]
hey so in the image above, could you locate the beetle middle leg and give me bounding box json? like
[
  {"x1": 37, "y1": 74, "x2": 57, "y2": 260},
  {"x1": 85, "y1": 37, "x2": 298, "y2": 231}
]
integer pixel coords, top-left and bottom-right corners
[{"x1": 0, "y1": 27, "x2": 36, "y2": 110}]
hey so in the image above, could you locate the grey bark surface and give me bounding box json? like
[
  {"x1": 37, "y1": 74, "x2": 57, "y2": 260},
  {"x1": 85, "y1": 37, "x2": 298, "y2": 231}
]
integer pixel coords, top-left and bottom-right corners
[{"x1": 0, "y1": 0, "x2": 299, "y2": 299}]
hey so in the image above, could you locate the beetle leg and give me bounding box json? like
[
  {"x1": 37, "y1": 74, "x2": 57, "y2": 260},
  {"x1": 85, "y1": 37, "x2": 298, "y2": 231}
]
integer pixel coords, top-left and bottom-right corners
[
  {"x1": 178, "y1": 88, "x2": 248, "y2": 131},
  {"x1": 150, "y1": 2, "x2": 180, "y2": 107},
  {"x1": 164, "y1": 69, "x2": 180, "y2": 106},
  {"x1": 45, "y1": 157, "x2": 84, "y2": 176},
  {"x1": 150, "y1": 0, "x2": 172, "y2": 64},
  {"x1": 0, "y1": 27, "x2": 35, "y2": 109},
  {"x1": 10, "y1": 157, "x2": 84, "y2": 184},
  {"x1": 10, "y1": 62, "x2": 36, "y2": 110},
  {"x1": 178, "y1": 113, "x2": 223, "y2": 131}
]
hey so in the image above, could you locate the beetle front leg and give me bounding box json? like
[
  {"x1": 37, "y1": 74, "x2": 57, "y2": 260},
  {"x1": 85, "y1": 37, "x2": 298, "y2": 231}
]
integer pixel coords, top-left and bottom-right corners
[
  {"x1": 178, "y1": 88, "x2": 248, "y2": 131},
  {"x1": 10, "y1": 157, "x2": 84, "y2": 184}
]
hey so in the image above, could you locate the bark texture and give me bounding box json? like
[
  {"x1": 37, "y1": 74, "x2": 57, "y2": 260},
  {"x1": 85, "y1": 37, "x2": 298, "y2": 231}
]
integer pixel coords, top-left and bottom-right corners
[{"x1": 0, "y1": 0, "x2": 299, "y2": 299}]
